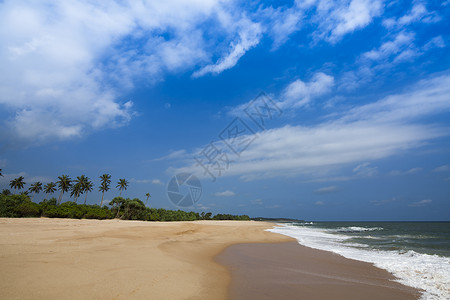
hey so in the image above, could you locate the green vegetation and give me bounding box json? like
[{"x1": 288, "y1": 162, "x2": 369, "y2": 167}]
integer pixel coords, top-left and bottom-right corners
[
  {"x1": 116, "y1": 178, "x2": 128, "y2": 197},
  {"x1": 1, "y1": 170, "x2": 250, "y2": 222},
  {"x1": 44, "y1": 182, "x2": 57, "y2": 196},
  {"x1": 9, "y1": 176, "x2": 26, "y2": 194},
  {"x1": 98, "y1": 174, "x2": 111, "y2": 207},
  {"x1": 0, "y1": 194, "x2": 250, "y2": 221},
  {"x1": 57, "y1": 175, "x2": 72, "y2": 205},
  {"x1": 29, "y1": 181, "x2": 43, "y2": 201}
]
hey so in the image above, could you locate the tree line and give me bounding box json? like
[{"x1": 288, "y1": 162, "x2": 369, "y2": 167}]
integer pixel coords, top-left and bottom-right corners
[
  {"x1": 0, "y1": 195, "x2": 250, "y2": 221},
  {"x1": 5, "y1": 171, "x2": 131, "y2": 206},
  {"x1": 0, "y1": 169, "x2": 250, "y2": 221}
]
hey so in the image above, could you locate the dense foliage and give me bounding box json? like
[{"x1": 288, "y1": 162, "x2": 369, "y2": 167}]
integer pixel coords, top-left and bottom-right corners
[{"x1": 0, "y1": 194, "x2": 250, "y2": 221}]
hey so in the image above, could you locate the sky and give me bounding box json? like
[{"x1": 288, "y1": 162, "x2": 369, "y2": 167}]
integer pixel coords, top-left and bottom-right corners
[{"x1": 0, "y1": 0, "x2": 449, "y2": 221}]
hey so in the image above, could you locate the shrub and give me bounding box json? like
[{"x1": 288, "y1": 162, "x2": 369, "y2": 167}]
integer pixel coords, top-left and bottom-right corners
[
  {"x1": 0, "y1": 194, "x2": 31, "y2": 217},
  {"x1": 15, "y1": 202, "x2": 40, "y2": 217}
]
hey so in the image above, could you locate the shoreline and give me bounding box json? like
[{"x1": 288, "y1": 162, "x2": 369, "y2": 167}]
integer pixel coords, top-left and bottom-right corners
[
  {"x1": 216, "y1": 242, "x2": 421, "y2": 300},
  {"x1": 0, "y1": 218, "x2": 421, "y2": 299}
]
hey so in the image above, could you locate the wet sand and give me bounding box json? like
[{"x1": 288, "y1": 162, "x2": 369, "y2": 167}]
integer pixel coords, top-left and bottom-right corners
[{"x1": 217, "y1": 242, "x2": 421, "y2": 300}]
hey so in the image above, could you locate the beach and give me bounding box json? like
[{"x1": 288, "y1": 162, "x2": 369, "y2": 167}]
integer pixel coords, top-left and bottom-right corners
[{"x1": 0, "y1": 218, "x2": 420, "y2": 299}]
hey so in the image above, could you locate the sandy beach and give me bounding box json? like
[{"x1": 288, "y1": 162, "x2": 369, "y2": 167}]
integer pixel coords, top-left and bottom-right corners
[{"x1": 0, "y1": 218, "x2": 420, "y2": 299}]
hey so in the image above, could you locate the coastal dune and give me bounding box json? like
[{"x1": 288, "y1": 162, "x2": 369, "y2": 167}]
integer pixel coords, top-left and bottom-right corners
[{"x1": 0, "y1": 218, "x2": 420, "y2": 299}]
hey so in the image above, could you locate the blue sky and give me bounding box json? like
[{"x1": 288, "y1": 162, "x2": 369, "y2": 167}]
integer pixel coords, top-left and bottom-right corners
[{"x1": 0, "y1": 0, "x2": 449, "y2": 221}]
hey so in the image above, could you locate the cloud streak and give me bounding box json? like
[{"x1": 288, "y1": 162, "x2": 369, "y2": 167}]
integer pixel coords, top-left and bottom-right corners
[
  {"x1": 314, "y1": 186, "x2": 338, "y2": 194},
  {"x1": 214, "y1": 190, "x2": 236, "y2": 197},
  {"x1": 175, "y1": 74, "x2": 450, "y2": 180},
  {"x1": 409, "y1": 199, "x2": 432, "y2": 207}
]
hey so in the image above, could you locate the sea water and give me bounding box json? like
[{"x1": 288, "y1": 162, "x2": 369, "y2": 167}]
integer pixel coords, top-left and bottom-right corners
[{"x1": 268, "y1": 222, "x2": 450, "y2": 300}]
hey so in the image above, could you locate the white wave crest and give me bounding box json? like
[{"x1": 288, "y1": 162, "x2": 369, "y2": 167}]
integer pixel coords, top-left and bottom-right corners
[{"x1": 268, "y1": 224, "x2": 450, "y2": 300}]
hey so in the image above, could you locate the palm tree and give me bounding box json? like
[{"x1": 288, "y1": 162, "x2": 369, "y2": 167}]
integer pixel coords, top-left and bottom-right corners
[
  {"x1": 44, "y1": 182, "x2": 57, "y2": 196},
  {"x1": 29, "y1": 181, "x2": 43, "y2": 201},
  {"x1": 82, "y1": 177, "x2": 93, "y2": 205},
  {"x1": 71, "y1": 175, "x2": 87, "y2": 203},
  {"x1": 70, "y1": 182, "x2": 83, "y2": 203},
  {"x1": 0, "y1": 169, "x2": 3, "y2": 177},
  {"x1": 145, "y1": 193, "x2": 151, "y2": 206},
  {"x1": 99, "y1": 174, "x2": 111, "y2": 207},
  {"x1": 9, "y1": 176, "x2": 25, "y2": 194},
  {"x1": 57, "y1": 175, "x2": 72, "y2": 205},
  {"x1": 116, "y1": 178, "x2": 128, "y2": 197},
  {"x1": 1, "y1": 189, "x2": 11, "y2": 195}
]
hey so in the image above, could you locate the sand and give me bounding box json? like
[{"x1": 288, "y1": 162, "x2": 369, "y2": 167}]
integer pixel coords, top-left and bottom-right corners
[
  {"x1": 216, "y1": 242, "x2": 421, "y2": 300},
  {"x1": 0, "y1": 218, "x2": 290, "y2": 299},
  {"x1": 0, "y1": 218, "x2": 421, "y2": 299}
]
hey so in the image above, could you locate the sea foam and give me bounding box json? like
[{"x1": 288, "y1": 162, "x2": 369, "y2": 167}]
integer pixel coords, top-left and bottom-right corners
[{"x1": 268, "y1": 224, "x2": 450, "y2": 300}]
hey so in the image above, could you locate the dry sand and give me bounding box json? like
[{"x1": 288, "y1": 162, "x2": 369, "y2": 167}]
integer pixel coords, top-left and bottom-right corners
[
  {"x1": 0, "y1": 218, "x2": 290, "y2": 299},
  {"x1": 0, "y1": 218, "x2": 421, "y2": 299}
]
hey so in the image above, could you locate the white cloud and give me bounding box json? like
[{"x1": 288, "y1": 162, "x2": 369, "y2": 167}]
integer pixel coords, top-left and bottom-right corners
[
  {"x1": 175, "y1": 74, "x2": 450, "y2": 180},
  {"x1": 314, "y1": 186, "x2": 338, "y2": 194},
  {"x1": 330, "y1": 0, "x2": 383, "y2": 41},
  {"x1": 433, "y1": 165, "x2": 450, "y2": 172},
  {"x1": 353, "y1": 163, "x2": 378, "y2": 177},
  {"x1": 258, "y1": 0, "x2": 384, "y2": 49},
  {"x1": 312, "y1": 0, "x2": 383, "y2": 43},
  {"x1": 371, "y1": 197, "x2": 398, "y2": 206},
  {"x1": 409, "y1": 199, "x2": 432, "y2": 207},
  {"x1": 281, "y1": 72, "x2": 334, "y2": 108},
  {"x1": 0, "y1": 1, "x2": 142, "y2": 145},
  {"x1": 388, "y1": 168, "x2": 422, "y2": 176},
  {"x1": 265, "y1": 204, "x2": 280, "y2": 209},
  {"x1": 214, "y1": 190, "x2": 235, "y2": 197},
  {"x1": 129, "y1": 178, "x2": 164, "y2": 185},
  {"x1": 423, "y1": 36, "x2": 445, "y2": 51},
  {"x1": 195, "y1": 203, "x2": 211, "y2": 211},
  {"x1": 152, "y1": 179, "x2": 164, "y2": 185},
  {"x1": 252, "y1": 199, "x2": 263, "y2": 205},
  {"x1": 0, "y1": 0, "x2": 268, "y2": 145},
  {"x1": 383, "y1": 3, "x2": 441, "y2": 29},
  {"x1": 398, "y1": 4, "x2": 428, "y2": 25},
  {"x1": 263, "y1": 3, "x2": 305, "y2": 49},
  {"x1": 315, "y1": 201, "x2": 325, "y2": 206},
  {"x1": 154, "y1": 150, "x2": 188, "y2": 162},
  {"x1": 338, "y1": 74, "x2": 450, "y2": 124},
  {"x1": 363, "y1": 31, "x2": 415, "y2": 62},
  {"x1": 192, "y1": 17, "x2": 262, "y2": 77}
]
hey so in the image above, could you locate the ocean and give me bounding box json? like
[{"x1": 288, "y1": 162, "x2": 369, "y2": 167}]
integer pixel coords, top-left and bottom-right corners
[{"x1": 268, "y1": 222, "x2": 450, "y2": 300}]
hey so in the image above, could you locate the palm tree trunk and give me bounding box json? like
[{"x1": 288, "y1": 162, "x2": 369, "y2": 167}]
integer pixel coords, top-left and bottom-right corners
[
  {"x1": 120, "y1": 190, "x2": 122, "y2": 197},
  {"x1": 58, "y1": 191, "x2": 63, "y2": 205},
  {"x1": 84, "y1": 193, "x2": 88, "y2": 205},
  {"x1": 101, "y1": 192, "x2": 104, "y2": 207}
]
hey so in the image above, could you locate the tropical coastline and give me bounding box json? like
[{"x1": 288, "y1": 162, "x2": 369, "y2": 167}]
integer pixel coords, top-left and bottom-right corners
[{"x1": 0, "y1": 218, "x2": 423, "y2": 299}]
